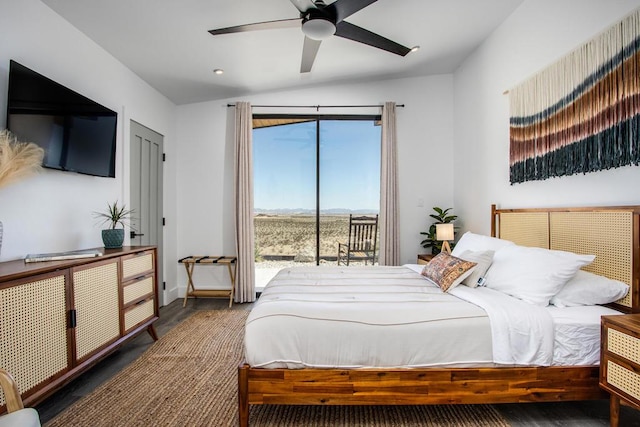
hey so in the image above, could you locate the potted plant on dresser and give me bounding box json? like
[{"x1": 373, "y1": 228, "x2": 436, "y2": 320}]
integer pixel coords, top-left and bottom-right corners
[{"x1": 94, "y1": 201, "x2": 134, "y2": 249}]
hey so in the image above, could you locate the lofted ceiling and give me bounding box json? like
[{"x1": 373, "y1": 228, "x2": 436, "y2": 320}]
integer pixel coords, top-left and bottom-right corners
[{"x1": 41, "y1": 0, "x2": 524, "y2": 105}]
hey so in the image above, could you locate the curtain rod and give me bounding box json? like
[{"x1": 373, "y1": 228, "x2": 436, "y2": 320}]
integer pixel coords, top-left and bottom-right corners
[{"x1": 226, "y1": 103, "x2": 405, "y2": 110}]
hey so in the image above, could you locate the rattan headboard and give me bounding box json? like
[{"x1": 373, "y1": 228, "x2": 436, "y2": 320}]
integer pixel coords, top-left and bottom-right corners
[{"x1": 491, "y1": 204, "x2": 640, "y2": 313}]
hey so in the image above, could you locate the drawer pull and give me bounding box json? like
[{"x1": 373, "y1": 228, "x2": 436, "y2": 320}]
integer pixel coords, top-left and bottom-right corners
[
  {"x1": 135, "y1": 299, "x2": 147, "y2": 306},
  {"x1": 68, "y1": 309, "x2": 77, "y2": 328}
]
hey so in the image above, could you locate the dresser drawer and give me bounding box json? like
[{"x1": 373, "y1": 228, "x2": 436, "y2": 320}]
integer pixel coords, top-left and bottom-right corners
[
  {"x1": 123, "y1": 274, "x2": 154, "y2": 305},
  {"x1": 124, "y1": 298, "x2": 155, "y2": 333},
  {"x1": 121, "y1": 251, "x2": 154, "y2": 282}
]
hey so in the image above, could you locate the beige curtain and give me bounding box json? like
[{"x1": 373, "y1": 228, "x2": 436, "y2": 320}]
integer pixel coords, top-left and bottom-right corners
[
  {"x1": 379, "y1": 101, "x2": 400, "y2": 266},
  {"x1": 234, "y1": 102, "x2": 256, "y2": 302}
]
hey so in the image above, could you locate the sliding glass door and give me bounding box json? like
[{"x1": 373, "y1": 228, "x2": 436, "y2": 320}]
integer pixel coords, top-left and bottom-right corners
[
  {"x1": 253, "y1": 115, "x2": 381, "y2": 286},
  {"x1": 318, "y1": 120, "x2": 381, "y2": 261},
  {"x1": 253, "y1": 120, "x2": 317, "y2": 263}
]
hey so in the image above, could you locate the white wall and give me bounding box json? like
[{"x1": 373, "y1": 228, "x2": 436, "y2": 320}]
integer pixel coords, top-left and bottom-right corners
[
  {"x1": 6, "y1": 0, "x2": 636, "y2": 307},
  {"x1": 453, "y1": 0, "x2": 640, "y2": 235},
  {"x1": 0, "y1": 0, "x2": 178, "y2": 303},
  {"x1": 174, "y1": 75, "x2": 454, "y2": 294}
]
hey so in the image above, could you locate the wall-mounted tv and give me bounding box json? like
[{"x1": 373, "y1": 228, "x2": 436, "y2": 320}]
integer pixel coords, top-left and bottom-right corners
[{"x1": 6, "y1": 60, "x2": 117, "y2": 178}]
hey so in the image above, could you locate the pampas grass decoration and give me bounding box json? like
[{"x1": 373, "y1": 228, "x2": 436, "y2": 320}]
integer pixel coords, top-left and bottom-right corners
[{"x1": 0, "y1": 129, "x2": 44, "y2": 189}]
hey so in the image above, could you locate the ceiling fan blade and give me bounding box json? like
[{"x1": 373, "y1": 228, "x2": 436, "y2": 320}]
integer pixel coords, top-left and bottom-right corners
[
  {"x1": 325, "y1": 0, "x2": 377, "y2": 23},
  {"x1": 300, "y1": 36, "x2": 322, "y2": 73},
  {"x1": 289, "y1": 0, "x2": 317, "y2": 13},
  {"x1": 209, "y1": 18, "x2": 300, "y2": 36},
  {"x1": 335, "y1": 21, "x2": 411, "y2": 56}
]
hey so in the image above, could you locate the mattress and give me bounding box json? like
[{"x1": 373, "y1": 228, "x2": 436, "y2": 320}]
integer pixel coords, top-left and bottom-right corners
[{"x1": 245, "y1": 265, "x2": 620, "y2": 369}]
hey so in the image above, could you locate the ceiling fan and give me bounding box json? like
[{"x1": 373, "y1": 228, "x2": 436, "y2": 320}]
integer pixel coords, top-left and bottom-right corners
[{"x1": 208, "y1": 0, "x2": 412, "y2": 73}]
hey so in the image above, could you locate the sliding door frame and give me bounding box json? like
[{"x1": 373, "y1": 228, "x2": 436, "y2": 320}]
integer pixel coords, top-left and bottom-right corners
[{"x1": 253, "y1": 113, "x2": 381, "y2": 264}]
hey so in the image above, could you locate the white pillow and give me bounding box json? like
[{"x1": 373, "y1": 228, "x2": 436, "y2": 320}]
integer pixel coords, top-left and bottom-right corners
[
  {"x1": 451, "y1": 232, "x2": 515, "y2": 257},
  {"x1": 458, "y1": 250, "x2": 494, "y2": 287},
  {"x1": 550, "y1": 270, "x2": 629, "y2": 308},
  {"x1": 484, "y1": 245, "x2": 595, "y2": 306}
]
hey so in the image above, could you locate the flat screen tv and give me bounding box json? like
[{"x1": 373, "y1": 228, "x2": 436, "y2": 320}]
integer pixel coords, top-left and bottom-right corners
[{"x1": 6, "y1": 60, "x2": 117, "y2": 178}]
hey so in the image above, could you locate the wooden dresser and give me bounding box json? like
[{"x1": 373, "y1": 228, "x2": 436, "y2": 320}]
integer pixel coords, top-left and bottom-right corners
[
  {"x1": 0, "y1": 246, "x2": 158, "y2": 413},
  {"x1": 600, "y1": 314, "x2": 640, "y2": 427}
]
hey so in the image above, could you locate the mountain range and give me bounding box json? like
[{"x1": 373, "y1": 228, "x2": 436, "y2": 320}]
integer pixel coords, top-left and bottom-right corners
[{"x1": 254, "y1": 208, "x2": 378, "y2": 215}]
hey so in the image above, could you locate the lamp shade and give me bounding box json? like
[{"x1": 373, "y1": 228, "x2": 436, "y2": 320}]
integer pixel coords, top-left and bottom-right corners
[{"x1": 436, "y1": 223, "x2": 454, "y2": 241}]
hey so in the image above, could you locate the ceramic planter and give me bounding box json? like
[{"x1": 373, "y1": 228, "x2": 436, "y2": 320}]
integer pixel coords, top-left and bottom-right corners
[{"x1": 102, "y1": 228, "x2": 124, "y2": 249}]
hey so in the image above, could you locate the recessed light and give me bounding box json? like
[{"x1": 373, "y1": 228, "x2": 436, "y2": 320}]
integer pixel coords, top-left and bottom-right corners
[
  {"x1": 410, "y1": 46, "x2": 420, "y2": 53},
  {"x1": 213, "y1": 69, "x2": 224, "y2": 75}
]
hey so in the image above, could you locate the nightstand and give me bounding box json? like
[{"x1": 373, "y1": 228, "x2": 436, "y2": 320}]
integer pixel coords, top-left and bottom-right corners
[
  {"x1": 417, "y1": 254, "x2": 434, "y2": 265},
  {"x1": 600, "y1": 314, "x2": 640, "y2": 427}
]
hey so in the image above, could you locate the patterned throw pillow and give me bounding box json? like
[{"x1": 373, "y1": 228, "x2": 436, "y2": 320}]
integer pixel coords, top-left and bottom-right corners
[{"x1": 421, "y1": 252, "x2": 477, "y2": 292}]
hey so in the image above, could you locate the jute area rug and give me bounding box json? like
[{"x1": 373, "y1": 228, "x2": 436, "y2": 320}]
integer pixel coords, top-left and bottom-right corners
[{"x1": 46, "y1": 310, "x2": 510, "y2": 426}]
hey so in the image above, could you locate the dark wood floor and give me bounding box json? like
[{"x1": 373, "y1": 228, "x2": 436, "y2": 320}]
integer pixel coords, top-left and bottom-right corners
[{"x1": 35, "y1": 298, "x2": 640, "y2": 426}]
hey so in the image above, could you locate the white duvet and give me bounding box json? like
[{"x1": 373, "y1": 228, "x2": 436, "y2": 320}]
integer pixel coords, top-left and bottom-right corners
[
  {"x1": 449, "y1": 285, "x2": 554, "y2": 365},
  {"x1": 244, "y1": 265, "x2": 612, "y2": 369}
]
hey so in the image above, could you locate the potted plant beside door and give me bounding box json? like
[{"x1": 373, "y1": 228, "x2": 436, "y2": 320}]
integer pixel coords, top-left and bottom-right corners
[{"x1": 94, "y1": 201, "x2": 134, "y2": 249}]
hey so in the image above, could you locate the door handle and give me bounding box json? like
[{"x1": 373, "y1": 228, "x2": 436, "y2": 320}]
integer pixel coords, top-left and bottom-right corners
[{"x1": 130, "y1": 231, "x2": 145, "y2": 239}]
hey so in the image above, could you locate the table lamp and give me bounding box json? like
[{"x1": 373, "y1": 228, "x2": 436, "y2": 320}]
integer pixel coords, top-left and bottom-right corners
[{"x1": 436, "y1": 223, "x2": 454, "y2": 254}]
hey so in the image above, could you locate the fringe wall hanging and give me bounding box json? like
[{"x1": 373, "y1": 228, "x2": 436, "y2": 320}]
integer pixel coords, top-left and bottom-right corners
[{"x1": 509, "y1": 8, "x2": 640, "y2": 184}]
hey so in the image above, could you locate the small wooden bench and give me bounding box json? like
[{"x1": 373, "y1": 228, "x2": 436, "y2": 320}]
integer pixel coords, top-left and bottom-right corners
[{"x1": 178, "y1": 256, "x2": 237, "y2": 308}]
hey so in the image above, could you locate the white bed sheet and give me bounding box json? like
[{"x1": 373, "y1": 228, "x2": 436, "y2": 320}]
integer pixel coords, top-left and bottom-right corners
[
  {"x1": 245, "y1": 265, "x2": 619, "y2": 369},
  {"x1": 407, "y1": 264, "x2": 622, "y2": 366},
  {"x1": 547, "y1": 304, "x2": 623, "y2": 365}
]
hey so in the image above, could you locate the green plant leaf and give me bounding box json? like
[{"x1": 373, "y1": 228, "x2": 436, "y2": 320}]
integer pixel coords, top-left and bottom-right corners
[{"x1": 93, "y1": 200, "x2": 135, "y2": 230}]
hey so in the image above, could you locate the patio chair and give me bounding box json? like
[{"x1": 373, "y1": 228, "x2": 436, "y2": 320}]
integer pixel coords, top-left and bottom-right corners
[{"x1": 337, "y1": 214, "x2": 378, "y2": 266}]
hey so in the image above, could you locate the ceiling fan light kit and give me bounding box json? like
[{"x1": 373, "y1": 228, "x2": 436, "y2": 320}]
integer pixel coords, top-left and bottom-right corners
[
  {"x1": 302, "y1": 15, "x2": 336, "y2": 40},
  {"x1": 208, "y1": 0, "x2": 412, "y2": 73}
]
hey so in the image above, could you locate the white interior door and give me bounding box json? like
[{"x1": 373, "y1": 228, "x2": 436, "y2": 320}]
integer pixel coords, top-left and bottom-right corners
[{"x1": 130, "y1": 120, "x2": 164, "y2": 306}]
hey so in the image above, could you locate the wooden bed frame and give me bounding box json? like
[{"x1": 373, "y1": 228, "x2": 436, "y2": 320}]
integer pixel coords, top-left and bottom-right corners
[{"x1": 237, "y1": 204, "x2": 640, "y2": 426}]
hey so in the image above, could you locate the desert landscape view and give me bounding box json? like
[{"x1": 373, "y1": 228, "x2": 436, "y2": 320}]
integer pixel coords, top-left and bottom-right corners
[
  {"x1": 253, "y1": 213, "x2": 380, "y2": 286},
  {"x1": 254, "y1": 214, "x2": 379, "y2": 262}
]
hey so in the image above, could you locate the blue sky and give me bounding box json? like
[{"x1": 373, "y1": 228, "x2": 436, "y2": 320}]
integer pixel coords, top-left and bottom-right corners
[{"x1": 253, "y1": 120, "x2": 381, "y2": 212}]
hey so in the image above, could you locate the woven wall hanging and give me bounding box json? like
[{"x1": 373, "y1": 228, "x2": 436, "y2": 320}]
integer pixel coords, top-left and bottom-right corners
[{"x1": 508, "y1": 8, "x2": 640, "y2": 184}]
